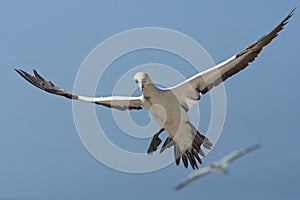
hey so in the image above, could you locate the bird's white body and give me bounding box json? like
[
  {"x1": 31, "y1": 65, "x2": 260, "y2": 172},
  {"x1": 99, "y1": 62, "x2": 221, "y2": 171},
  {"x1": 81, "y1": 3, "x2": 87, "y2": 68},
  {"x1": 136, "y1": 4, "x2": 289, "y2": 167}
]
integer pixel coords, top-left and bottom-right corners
[{"x1": 140, "y1": 83, "x2": 194, "y2": 154}]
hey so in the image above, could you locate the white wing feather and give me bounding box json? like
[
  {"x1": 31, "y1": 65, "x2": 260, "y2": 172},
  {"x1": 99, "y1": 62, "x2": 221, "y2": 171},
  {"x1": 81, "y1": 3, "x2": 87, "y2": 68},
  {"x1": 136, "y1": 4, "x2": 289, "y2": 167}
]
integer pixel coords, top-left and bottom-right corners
[{"x1": 15, "y1": 69, "x2": 144, "y2": 111}]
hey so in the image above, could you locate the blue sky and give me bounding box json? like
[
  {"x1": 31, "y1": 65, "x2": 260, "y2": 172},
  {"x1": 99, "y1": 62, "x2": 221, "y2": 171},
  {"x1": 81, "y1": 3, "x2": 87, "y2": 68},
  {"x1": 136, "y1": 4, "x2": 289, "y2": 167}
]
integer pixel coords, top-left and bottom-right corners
[{"x1": 1, "y1": 0, "x2": 300, "y2": 199}]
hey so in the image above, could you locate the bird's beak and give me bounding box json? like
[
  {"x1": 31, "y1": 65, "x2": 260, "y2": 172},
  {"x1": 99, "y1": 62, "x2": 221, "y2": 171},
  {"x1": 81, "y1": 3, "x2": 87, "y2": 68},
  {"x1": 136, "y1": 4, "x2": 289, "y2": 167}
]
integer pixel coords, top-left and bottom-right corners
[
  {"x1": 138, "y1": 82, "x2": 143, "y2": 91},
  {"x1": 140, "y1": 79, "x2": 146, "y2": 91}
]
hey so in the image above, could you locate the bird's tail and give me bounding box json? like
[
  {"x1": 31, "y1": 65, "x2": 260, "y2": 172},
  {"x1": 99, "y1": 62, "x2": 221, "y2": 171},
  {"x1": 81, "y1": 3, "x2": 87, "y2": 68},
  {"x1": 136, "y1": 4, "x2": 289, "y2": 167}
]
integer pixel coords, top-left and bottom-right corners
[{"x1": 172, "y1": 123, "x2": 213, "y2": 169}]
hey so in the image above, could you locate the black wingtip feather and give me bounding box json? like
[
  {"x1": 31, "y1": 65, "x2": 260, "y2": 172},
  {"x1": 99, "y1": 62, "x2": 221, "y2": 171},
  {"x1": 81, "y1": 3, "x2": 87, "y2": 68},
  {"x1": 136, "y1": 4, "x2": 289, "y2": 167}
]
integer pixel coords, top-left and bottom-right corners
[{"x1": 15, "y1": 68, "x2": 78, "y2": 100}]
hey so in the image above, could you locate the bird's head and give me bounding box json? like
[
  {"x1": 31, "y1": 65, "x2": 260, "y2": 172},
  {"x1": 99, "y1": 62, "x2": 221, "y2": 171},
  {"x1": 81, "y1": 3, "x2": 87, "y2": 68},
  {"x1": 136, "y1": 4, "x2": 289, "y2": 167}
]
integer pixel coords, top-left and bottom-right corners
[{"x1": 133, "y1": 72, "x2": 152, "y2": 91}]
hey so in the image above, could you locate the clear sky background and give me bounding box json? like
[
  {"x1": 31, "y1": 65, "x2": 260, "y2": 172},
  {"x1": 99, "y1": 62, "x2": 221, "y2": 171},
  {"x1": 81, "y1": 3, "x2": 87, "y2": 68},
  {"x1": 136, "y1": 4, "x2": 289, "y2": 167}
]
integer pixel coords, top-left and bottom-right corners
[{"x1": 1, "y1": 0, "x2": 300, "y2": 199}]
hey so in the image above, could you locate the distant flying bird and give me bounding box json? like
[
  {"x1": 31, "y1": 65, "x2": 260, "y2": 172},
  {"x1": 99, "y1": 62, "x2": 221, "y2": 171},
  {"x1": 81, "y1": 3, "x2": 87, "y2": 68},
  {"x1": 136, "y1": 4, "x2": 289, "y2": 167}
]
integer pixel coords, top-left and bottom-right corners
[
  {"x1": 15, "y1": 8, "x2": 295, "y2": 169},
  {"x1": 176, "y1": 144, "x2": 261, "y2": 190}
]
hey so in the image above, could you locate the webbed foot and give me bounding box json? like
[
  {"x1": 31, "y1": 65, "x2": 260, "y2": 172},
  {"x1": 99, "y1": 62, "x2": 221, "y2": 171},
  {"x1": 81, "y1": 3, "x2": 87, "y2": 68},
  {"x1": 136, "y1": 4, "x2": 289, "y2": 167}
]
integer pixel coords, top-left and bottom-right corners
[{"x1": 147, "y1": 128, "x2": 165, "y2": 155}]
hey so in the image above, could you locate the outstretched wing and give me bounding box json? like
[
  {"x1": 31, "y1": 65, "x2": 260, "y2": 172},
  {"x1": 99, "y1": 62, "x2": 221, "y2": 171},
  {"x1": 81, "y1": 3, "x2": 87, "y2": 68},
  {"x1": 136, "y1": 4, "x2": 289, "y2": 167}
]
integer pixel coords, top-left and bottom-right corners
[
  {"x1": 171, "y1": 7, "x2": 296, "y2": 111},
  {"x1": 176, "y1": 144, "x2": 261, "y2": 190},
  {"x1": 220, "y1": 144, "x2": 261, "y2": 167},
  {"x1": 15, "y1": 69, "x2": 144, "y2": 111},
  {"x1": 176, "y1": 166, "x2": 212, "y2": 190}
]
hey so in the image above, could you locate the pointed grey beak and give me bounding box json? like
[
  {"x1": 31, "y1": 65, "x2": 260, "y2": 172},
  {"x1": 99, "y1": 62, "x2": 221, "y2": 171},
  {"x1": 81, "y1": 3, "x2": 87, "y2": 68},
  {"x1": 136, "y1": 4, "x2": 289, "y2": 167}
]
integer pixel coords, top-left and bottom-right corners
[
  {"x1": 140, "y1": 79, "x2": 146, "y2": 91},
  {"x1": 137, "y1": 81, "x2": 142, "y2": 90}
]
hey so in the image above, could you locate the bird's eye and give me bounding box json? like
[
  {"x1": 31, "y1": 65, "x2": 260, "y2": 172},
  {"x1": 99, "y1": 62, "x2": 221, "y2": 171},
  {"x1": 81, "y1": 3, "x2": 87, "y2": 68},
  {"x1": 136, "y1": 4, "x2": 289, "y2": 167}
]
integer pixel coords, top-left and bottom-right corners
[{"x1": 135, "y1": 79, "x2": 138, "y2": 84}]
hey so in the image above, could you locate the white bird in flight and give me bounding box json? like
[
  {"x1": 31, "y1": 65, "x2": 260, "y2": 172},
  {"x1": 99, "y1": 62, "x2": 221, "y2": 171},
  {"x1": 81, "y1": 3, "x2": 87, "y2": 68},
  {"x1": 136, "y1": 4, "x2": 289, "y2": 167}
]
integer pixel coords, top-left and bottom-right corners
[
  {"x1": 176, "y1": 144, "x2": 261, "y2": 190},
  {"x1": 16, "y1": 8, "x2": 295, "y2": 169}
]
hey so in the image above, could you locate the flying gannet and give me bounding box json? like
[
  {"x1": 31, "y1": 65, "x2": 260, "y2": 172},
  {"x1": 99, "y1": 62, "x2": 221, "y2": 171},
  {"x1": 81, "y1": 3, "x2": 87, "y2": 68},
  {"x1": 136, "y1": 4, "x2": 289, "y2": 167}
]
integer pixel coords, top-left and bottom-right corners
[
  {"x1": 176, "y1": 144, "x2": 261, "y2": 190},
  {"x1": 15, "y1": 8, "x2": 295, "y2": 169}
]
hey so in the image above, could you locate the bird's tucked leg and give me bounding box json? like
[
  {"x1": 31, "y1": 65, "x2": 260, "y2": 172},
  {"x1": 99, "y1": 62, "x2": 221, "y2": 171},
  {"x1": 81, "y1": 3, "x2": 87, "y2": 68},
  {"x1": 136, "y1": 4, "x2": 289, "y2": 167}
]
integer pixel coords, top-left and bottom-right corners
[{"x1": 147, "y1": 128, "x2": 165, "y2": 155}]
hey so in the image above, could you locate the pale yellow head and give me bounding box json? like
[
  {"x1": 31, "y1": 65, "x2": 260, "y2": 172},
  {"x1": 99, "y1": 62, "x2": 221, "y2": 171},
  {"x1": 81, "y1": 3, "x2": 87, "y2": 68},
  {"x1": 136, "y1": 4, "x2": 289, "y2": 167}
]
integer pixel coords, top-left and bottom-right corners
[{"x1": 133, "y1": 72, "x2": 152, "y2": 90}]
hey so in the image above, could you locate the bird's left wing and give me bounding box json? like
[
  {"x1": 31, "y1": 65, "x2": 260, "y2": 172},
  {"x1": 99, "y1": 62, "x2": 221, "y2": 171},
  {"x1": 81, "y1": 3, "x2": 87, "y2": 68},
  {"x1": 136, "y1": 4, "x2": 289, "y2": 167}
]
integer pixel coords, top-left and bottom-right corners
[
  {"x1": 176, "y1": 166, "x2": 212, "y2": 190},
  {"x1": 171, "y1": 7, "x2": 295, "y2": 111},
  {"x1": 15, "y1": 69, "x2": 143, "y2": 111},
  {"x1": 220, "y1": 144, "x2": 261, "y2": 166}
]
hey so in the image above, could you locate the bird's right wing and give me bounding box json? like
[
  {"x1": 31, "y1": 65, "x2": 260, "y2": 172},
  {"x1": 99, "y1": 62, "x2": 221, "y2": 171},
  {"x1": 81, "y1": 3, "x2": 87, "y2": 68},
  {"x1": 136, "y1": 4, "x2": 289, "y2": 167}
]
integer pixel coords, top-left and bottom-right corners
[
  {"x1": 170, "y1": 7, "x2": 296, "y2": 111},
  {"x1": 15, "y1": 69, "x2": 144, "y2": 111},
  {"x1": 220, "y1": 144, "x2": 261, "y2": 166},
  {"x1": 176, "y1": 167, "x2": 212, "y2": 190}
]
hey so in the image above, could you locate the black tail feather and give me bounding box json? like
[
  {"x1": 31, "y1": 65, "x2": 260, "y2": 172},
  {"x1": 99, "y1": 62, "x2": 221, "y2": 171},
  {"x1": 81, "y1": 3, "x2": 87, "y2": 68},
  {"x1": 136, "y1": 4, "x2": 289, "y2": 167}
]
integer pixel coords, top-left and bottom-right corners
[
  {"x1": 182, "y1": 154, "x2": 188, "y2": 168},
  {"x1": 174, "y1": 123, "x2": 212, "y2": 169}
]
